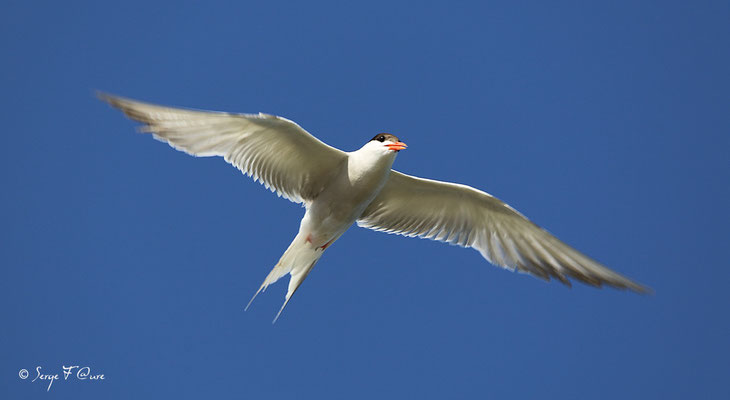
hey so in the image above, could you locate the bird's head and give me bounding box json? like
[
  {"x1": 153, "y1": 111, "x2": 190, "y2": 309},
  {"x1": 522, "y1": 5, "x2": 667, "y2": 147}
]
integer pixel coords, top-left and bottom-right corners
[{"x1": 363, "y1": 133, "x2": 407, "y2": 156}]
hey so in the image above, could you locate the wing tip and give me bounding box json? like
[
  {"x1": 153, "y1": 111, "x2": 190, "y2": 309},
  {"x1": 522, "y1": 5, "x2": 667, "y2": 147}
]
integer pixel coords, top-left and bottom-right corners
[
  {"x1": 568, "y1": 272, "x2": 652, "y2": 295},
  {"x1": 95, "y1": 90, "x2": 125, "y2": 107},
  {"x1": 621, "y1": 280, "x2": 654, "y2": 295},
  {"x1": 95, "y1": 90, "x2": 148, "y2": 121},
  {"x1": 96, "y1": 91, "x2": 113, "y2": 106}
]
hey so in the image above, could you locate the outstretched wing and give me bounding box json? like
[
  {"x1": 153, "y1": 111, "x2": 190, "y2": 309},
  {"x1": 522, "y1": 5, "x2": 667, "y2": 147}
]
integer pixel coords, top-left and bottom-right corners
[
  {"x1": 358, "y1": 171, "x2": 648, "y2": 292},
  {"x1": 100, "y1": 93, "x2": 347, "y2": 204}
]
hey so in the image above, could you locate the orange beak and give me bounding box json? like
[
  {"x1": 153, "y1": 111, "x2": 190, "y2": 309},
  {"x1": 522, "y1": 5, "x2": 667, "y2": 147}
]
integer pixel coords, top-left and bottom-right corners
[{"x1": 386, "y1": 141, "x2": 408, "y2": 151}]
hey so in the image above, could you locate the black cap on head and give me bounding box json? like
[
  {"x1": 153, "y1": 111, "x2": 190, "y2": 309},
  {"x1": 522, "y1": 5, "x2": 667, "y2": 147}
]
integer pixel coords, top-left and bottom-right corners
[{"x1": 369, "y1": 133, "x2": 400, "y2": 143}]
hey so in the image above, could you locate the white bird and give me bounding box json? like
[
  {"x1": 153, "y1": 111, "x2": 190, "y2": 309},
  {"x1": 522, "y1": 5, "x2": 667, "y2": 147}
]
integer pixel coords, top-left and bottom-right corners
[{"x1": 100, "y1": 93, "x2": 648, "y2": 322}]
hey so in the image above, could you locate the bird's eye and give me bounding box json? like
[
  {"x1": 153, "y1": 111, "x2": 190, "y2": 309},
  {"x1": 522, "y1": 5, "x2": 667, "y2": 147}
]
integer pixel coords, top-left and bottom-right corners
[{"x1": 377, "y1": 136, "x2": 385, "y2": 142}]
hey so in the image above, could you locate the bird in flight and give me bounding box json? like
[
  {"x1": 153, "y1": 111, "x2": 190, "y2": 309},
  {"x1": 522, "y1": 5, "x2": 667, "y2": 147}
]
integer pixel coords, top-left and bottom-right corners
[{"x1": 100, "y1": 93, "x2": 648, "y2": 322}]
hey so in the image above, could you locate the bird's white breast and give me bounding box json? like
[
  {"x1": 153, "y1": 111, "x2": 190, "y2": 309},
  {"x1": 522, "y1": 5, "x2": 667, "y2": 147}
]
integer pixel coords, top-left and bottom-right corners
[{"x1": 301, "y1": 148, "x2": 397, "y2": 244}]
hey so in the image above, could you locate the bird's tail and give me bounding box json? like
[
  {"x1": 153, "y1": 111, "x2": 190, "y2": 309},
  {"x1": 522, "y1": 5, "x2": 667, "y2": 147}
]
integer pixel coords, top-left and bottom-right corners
[{"x1": 245, "y1": 232, "x2": 324, "y2": 322}]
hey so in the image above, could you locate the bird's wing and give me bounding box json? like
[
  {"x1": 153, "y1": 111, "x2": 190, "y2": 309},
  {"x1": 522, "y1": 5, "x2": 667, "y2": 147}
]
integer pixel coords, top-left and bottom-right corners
[
  {"x1": 357, "y1": 170, "x2": 648, "y2": 292},
  {"x1": 100, "y1": 93, "x2": 347, "y2": 204}
]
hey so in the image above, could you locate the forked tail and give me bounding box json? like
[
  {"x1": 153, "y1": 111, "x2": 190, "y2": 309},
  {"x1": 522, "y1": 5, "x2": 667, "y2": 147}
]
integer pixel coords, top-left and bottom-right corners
[{"x1": 245, "y1": 232, "x2": 324, "y2": 322}]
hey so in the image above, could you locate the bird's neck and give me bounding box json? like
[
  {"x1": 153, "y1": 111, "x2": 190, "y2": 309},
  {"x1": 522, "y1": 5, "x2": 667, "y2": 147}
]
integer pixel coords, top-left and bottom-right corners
[{"x1": 346, "y1": 151, "x2": 395, "y2": 185}]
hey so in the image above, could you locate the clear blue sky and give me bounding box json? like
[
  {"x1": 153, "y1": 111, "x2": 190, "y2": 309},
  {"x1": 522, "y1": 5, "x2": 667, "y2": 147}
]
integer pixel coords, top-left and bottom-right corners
[{"x1": 2, "y1": 1, "x2": 728, "y2": 398}]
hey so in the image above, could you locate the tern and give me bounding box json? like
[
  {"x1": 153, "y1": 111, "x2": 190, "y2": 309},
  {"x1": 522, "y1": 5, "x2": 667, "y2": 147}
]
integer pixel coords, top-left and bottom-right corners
[{"x1": 100, "y1": 93, "x2": 648, "y2": 322}]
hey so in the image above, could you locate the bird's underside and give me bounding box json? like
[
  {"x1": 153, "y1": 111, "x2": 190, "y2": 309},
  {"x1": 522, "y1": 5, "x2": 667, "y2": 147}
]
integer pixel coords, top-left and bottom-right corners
[{"x1": 100, "y1": 92, "x2": 649, "y2": 322}]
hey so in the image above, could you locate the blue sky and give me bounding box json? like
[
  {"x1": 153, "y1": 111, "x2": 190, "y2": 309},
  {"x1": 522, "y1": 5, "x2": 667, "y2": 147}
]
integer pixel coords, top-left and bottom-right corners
[{"x1": 2, "y1": 1, "x2": 728, "y2": 398}]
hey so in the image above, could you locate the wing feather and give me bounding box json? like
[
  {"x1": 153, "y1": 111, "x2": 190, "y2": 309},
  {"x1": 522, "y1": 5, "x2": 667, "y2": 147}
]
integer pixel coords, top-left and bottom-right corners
[
  {"x1": 100, "y1": 93, "x2": 346, "y2": 203},
  {"x1": 358, "y1": 170, "x2": 648, "y2": 292}
]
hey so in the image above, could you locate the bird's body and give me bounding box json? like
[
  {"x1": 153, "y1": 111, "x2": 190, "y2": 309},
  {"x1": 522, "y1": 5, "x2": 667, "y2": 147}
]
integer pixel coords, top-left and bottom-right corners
[
  {"x1": 308, "y1": 138, "x2": 399, "y2": 245},
  {"x1": 252, "y1": 138, "x2": 402, "y2": 319},
  {"x1": 100, "y1": 93, "x2": 648, "y2": 322}
]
